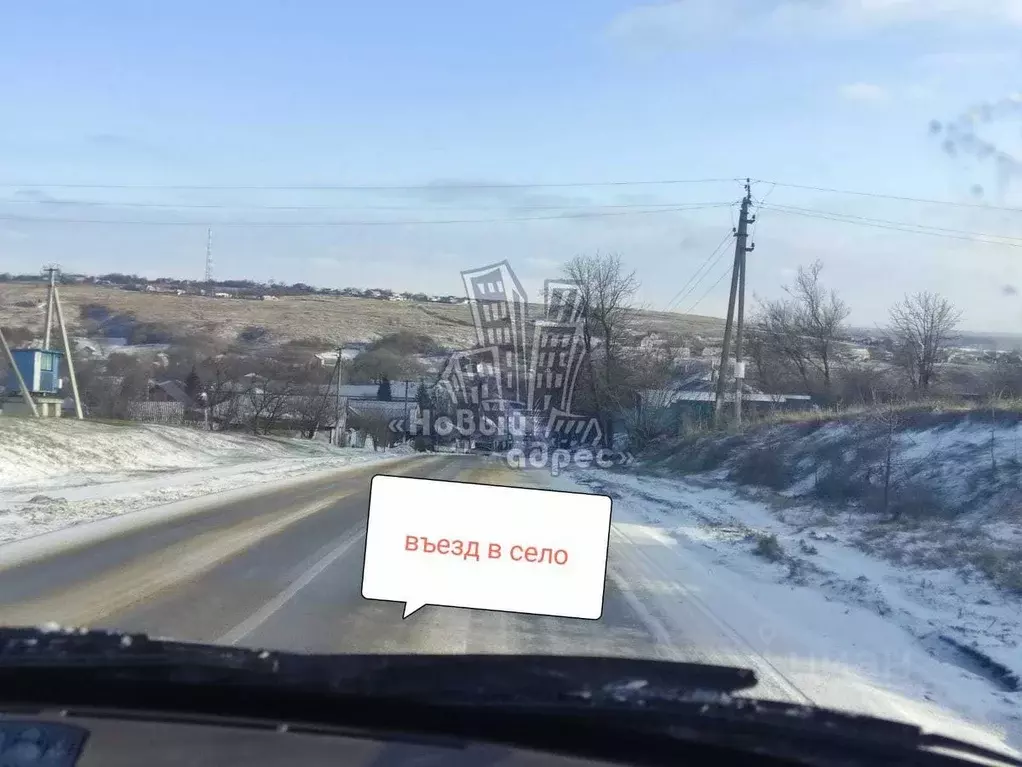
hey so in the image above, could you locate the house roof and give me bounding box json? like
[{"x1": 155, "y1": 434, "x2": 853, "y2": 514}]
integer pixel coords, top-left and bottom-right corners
[
  {"x1": 347, "y1": 400, "x2": 412, "y2": 418},
  {"x1": 338, "y1": 382, "x2": 423, "y2": 400},
  {"x1": 152, "y1": 379, "x2": 193, "y2": 407}
]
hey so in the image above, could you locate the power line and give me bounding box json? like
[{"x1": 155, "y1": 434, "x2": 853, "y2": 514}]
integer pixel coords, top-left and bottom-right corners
[
  {"x1": 681, "y1": 261, "x2": 734, "y2": 315},
  {"x1": 762, "y1": 203, "x2": 1022, "y2": 247},
  {"x1": 751, "y1": 178, "x2": 1022, "y2": 213},
  {"x1": 664, "y1": 229, "x2": 734, "y2": 312},
  {"x1": 0, "y1": 198, "x2": 736, "y2": 212},
  {"x1": 0, "y1": 178, "x2": 740, "y2": 192},
  {"x1": 766, "y1": 202, "x2": 1022, "y2": 242},
  {"x1": 0, "y1": 203, "x2": 733, "y2": 228},
  {"x1": 5, "y1": 174, "x2": 1016, "y2": 211}
]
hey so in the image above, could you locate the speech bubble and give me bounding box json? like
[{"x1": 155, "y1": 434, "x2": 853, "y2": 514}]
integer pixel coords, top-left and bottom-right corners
[{"x1": 361, "y1": 475, "x2": 612, "y2": 620}]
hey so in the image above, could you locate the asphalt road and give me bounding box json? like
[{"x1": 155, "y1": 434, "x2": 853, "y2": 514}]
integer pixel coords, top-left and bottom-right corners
[
  {"x1": 0, "y1": 454, "x2": 792, "y2": 686},
  {"x1": 0, "y1": 453, "x2": 1016, "y2": 753}
]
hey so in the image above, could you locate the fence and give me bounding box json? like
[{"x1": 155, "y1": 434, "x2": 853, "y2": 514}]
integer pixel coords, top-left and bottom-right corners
[{"x1": 126, "y1": 400, "x2": 186, "y2": 425}]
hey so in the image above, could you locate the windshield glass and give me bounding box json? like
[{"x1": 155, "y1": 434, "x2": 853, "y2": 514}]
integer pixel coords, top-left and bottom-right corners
[{"x1": 1, "y1": 0, "x2": 1020, "y2": 759}]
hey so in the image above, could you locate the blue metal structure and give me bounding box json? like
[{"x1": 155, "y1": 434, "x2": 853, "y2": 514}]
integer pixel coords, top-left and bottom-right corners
[{"x1": 8, "y1": 349, "x2": 63, "y2": 394}]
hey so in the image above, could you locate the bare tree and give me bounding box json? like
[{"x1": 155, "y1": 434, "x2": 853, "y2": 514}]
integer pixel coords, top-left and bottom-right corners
[
  {"x1": 293, "y1": 368, "x2": 337, "y2": 439},
  {"x1": 752, "y1": 300, "x2": 814, "y2": 391},
  {"x1": 887, "y1": 291, "x2": 962, "y2": 395},
  {"x1": 244, "y1": 366, "x2": 299, "y2": 436},
  {"x1": 613, "y1": 337, "x2": 681, "y2": 449},
  {"x1": 201, "y1": 356, "x2": 247, "y2": 430},
  {"x1": 348, "y1": 348, "x2": 425, "y2": 384},
  {"x1": 989, "y1": 355, "x2": 1022, "y2": 398},
  {"x1": 563, "y1": 252, "x2": 640, "y2": 445},
  {"x1": 115, "y1": 367, "x2": 151, "y2": 420},
  {"x1": 790, "y1": 261, "x2": 849, "y2": 391},
  {"x1": 875, "y1": 398, "x2": 902, "y2": 519},
  {"x1": 750, "y1": 261, "x2": 850, "y2": 399}
]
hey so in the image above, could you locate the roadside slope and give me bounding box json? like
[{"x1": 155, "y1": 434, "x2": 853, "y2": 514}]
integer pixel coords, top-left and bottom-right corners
[{"x1": 0, "y1": 419, "x2": 411, "y2": 545}]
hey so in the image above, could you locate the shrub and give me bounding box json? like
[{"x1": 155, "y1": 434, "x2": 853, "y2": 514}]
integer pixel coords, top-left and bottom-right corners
[
  {"x1": 729, "y1": 446, "x2": 794, "y2": 490},
  {"x1": 813, "y1": 466, "x2": 866, "y2": 502},
  {"x1": 238, "y1": 325, "x2": 270, "y2": 344},
  {"x1": 753, "y1": 533, "x2": 786, "y2": 562}
]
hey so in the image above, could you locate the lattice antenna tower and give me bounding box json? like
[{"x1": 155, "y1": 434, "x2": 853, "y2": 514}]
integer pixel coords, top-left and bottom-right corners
[{"x1": 204, "y1": 227, "x2": 214, "y2": 295}]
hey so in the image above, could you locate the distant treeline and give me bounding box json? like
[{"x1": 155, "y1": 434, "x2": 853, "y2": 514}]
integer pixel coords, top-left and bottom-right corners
[{"x1": 0, "y1": 272, "x2": 465, "y2": 303}]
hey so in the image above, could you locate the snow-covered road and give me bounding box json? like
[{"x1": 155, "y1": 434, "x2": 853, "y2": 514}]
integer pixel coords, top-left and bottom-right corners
[{"x1": 0, "y1": 446, "x2": 1017, "y2": 758}]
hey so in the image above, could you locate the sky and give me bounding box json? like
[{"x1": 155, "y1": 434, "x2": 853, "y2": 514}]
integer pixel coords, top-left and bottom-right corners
[{"x1": 0, "y1": 0, "x2": 1020, "y2": 332}]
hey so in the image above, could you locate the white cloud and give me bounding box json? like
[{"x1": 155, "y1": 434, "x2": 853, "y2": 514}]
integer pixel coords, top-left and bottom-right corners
[
  {"x1": 606, "y1": 0, "x2": 1022, "y2": 49},
  {"x1": 839, "y1": 82, "x2": 890, "y2": 102}
]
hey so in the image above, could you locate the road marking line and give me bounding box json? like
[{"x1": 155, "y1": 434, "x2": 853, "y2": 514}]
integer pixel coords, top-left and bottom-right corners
[
  {"x1": 216, "y1": 526, "x2": 366, "y2": 646},
  {"x1": 607, "y1": 568, "x2": 684, "y2": 662}
]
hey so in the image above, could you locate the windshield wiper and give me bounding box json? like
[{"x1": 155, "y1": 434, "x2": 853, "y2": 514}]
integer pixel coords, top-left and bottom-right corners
[
  {"x1": 0, "y1": 626, "x2": 757, "y2": 703},
  {"x1": 2, "y1": 627, "x2": 1019, "y2": 767}
]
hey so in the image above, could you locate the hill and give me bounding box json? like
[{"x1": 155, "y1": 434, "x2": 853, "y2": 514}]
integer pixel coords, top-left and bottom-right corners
[{"x1": 0, "y1": 282, "x2": 726, "y2": 348}]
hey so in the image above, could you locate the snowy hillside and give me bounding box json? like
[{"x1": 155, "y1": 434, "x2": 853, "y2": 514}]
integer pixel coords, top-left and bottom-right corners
[
  {"x1": 0, "y1": 419, "x2": 412, "y2": 545},
  {"x1": 571, "y1": 408, "x2": 1022, "y2": 748},
  {"x1": 644, "y1": 408, "x2": 1022, "y2": 595}
]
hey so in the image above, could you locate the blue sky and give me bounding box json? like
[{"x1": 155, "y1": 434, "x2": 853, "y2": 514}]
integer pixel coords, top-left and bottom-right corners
[{"x1": 1, "y1": 0, "x2": 1020, "y2": 331}]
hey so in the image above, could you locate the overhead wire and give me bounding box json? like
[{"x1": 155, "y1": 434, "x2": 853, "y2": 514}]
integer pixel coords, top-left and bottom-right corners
[
  {"x1": 0, "y1": 178, "x2": 741, "y2": 192},
  {"x1": 664, "y1": 228, "x2": 734, "y2": 312},
  {"x1": 681, "y1": 261, "x2": 734, "y2": 315},
  {"x1": 761, "y1": 203, "x2": 1022, "y2": 247},
  {"x1": 750, "y1": 178, "x2": 1022, "y2": 213},
  {"x1": 0, "y1": 202, "x2": 733, "y2": 228},
  {"x1": 0, "y1": 198, "x2": 735, "y2": 212}
]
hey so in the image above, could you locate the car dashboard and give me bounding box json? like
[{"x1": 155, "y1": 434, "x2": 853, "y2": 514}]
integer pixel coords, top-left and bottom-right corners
[{"x1": 1, "y1": 711, "x2": 623, "y2": 767}]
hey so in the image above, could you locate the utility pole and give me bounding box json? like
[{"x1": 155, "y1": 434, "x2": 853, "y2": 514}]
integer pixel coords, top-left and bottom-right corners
[
  {"x1": 733, "y1": 192, "x2": 756, "y2": 427},
  {"x1": 53, "y1": 282, "x2": 84, "y2": 419},
  {"x1": 43, "y1": 265, "x2": 58, "y2": 349},
  {"x1": 404, "y1": 379, "x2": 410, "y2": 445},
  {"x1": 332, "y1": 349, "x2": 343, "y2": 446},
  {"x1": 713, "y1": 180, "x2": 754, "y2": 424}
]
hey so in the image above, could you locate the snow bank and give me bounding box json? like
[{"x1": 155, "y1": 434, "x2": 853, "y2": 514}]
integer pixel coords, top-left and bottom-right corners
[
  {"x1": 559, "y1": 468, "x2": 1022, "y2": 754},
  {"x1": 0, "y1": 419, "x2": 344, "y2": 489},
  {"x1": 0, "y1": 419, "x2": 414, "y2": 546},
  {"x1": 645, "y1": 413, "x2": 1022, "y2": 594},
  {"x1": 603, "y1": 410, "x2": 1022, "y2": 751}
]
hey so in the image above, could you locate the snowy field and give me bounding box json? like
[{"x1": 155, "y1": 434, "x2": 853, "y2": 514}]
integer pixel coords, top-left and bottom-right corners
[
  {"x1": 555, "y1": 421, "x2": 1022, "y2": 755},
  {"x1": 0, "y1": 419, "x2": 412, "y2": 546}
]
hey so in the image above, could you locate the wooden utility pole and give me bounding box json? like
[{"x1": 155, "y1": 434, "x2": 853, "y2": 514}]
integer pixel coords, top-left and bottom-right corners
[{"x1": 713, "y1": 180, "x2": 754, "y2": 423}]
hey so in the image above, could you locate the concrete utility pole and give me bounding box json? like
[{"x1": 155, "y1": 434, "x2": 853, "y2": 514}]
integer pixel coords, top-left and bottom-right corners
[
  {"x1": 403, "y1": 380, "x2": 410, "y2": 444},
  {"x1": 713, "y1": 180, "x2": 755, "y2": 424},
  {"x1": 43, "y1": 265, "x2": 58, "y2": 349},
  {"x1": 53, "y1": 283, "x2": 84, "y2": 419},
  {"x1": 733, "y1": 193, "x2": 756, "y2": 427},
  {"x1": 332, "y1": 350, "x2": 343, "y2": 446}
]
